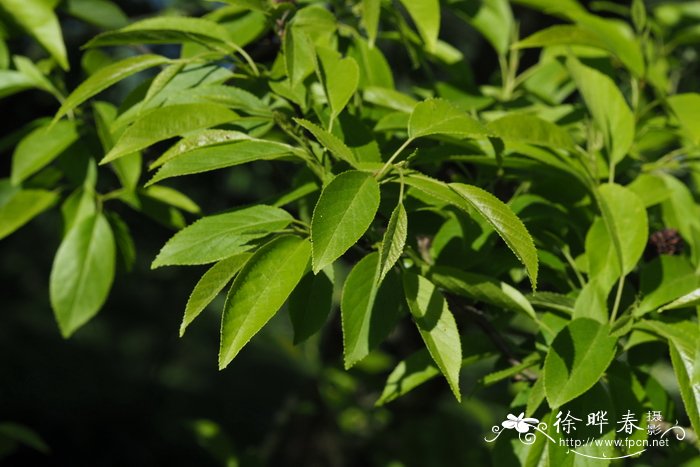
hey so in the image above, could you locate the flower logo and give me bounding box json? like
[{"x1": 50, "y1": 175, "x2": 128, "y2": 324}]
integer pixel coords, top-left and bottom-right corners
[{"x1": 502, "y1": 413, "x2": 539, "y2": 433}]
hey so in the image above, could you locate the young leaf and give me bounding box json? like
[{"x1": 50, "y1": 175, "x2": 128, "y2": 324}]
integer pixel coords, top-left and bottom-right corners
[
  {"x1": 378, "y1": 202, "x2": 407, "y2": 282},
  {"x1": 219, "y1": 235, "x2": 311, "y2": 369},
  {"x1": 152, "y1": 205, "x2": 294, "y2": 268},
  {"x1": 455, "y1": 0, "x2": 513, "y2": 56},
  {"x1": 311, "y1": 171, "x2": 380, "y2": 273},
  {"x1": 341, "y1": 252, "x2": 402, "y2": 368},
  {"x1": 544, "y1": 318, "x2": 617, "y2": 408},
  {"x1": 402, "y1": 272, "x2": 462, "y2": 401},
  {"x1": 295, "y1": 118, "x2": 357, "y2": 166},
  {"x1": 102, "y1": 103, "x2": 238, "y2": 163},
  {"x1": 55, "y1": 55, "x2": 169, "y2": 121},
  {"x1": 398, "y1": 0, "x2": 440, "y2": 52},
  {"x1": 11, "y1": 121, "x2": 79, "y2": 185},
  {"x1": 181, "y1": 253, "x2": 251, "y2": 337},
  {"x1": 0, "y1": 0, "x2": 68, "y2": 70},
  {"x1": 0, "y1": 184, "x2": 58, "y2": 240},
  {"x1": 567, "y1": 57, "x2": 634, "y2": 165},
  {"x1": 288, "y1": 269, "x2": 334, "y2": 344},
  {"x1": 408, "y1": 98, "x2": 488, "y2": 140},
  {"x1": 49, "y1": 213, "x2": 116, "y2": 338}
]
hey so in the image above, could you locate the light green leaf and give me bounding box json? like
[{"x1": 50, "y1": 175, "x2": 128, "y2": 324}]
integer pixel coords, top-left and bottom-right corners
[
  {"x1": 450, "y1": 183, "x2": 539, "y2": 289},
  {"x1": 456, "y1": 0, "x2": 513, "y2": 55},
  {"x1": 637, "y1": 256, "x2": 698, "y2": 315},
  {"x1": 0, "y1": 183, "x2": 58, "y2": 240},
  {"x1": 219, "y1": 235, "x2": 311, "y2": 368},
  {"x1": 0, "y1": 0, "x2": 68, "y2": 69},
  {"x1": 348, "y1": 39, "x2": 395, "y2": 89},
  {"x1": 103, "y1": 103, "x2": 237, "y2": 163},
  {"x1": 150, "y1": 129, "x2": 252, "y2": 169},
  {"x1": 311, "y1": 171, "x2": 380, "y2": 273},
  {"x1": 544, "y1": 318, "x2": 617, "y2": 407},
  {"x1": 668, "y1": 93, "x2": 700, "y2": 145},
  {"x1": 398, "y1": 0, "x2": 440, "y2": 52},
  {"x1": 13, "y1": 55, "x2": 62, "y2": 100},
  {"x1": 568, "y1": 57, "x2": 634, "y2": 165},
  {"x1": 288, "y1": 269, "x2": 334, "y2": 344},
  {"x1": 409, "y1": 98, "x2": 489, "y2": 140},
  {"x1": 430, "y1": 266, "x2": 537, "y2": 320},
  {"x1": 487, "y1": 113, "x2": 575, "y2": 150},
  {"x1": 11, "y1": 120, "x2": 79, "y2": 185},
  {"x1": 317, "y1": 49, "x2": 359, "y2": 121},
  {"x1": 402, "y1": 272, "x2": 462, "y2": 401},
  {"x1": 181, "y1": 253, "x2": 251, "y2": 337},
  {"x1": 152, "y1": 205, "x2": 293, "y2": 268},
  {"x1": 597, "y1": 183, "x2": 647, "y2": 276},
  {"x1": 361, "y1": 0, "x2": 381, "y2": 47},
  {"x1": 65, "y1": 0, "x2": 128, "y2": 29},
  {"x1": 659, "y1": 288, "x2": 700, "y2": 312},
  {"x1": 284, "y1": 27, "x2": 315, "y2": 87},
  {"x1": 0, "y1": 70, "x2": 36, "y2": 98},
  {"x1": 364, "y1": 86, "x2": 417, "y2": 112},
  {"x1": 146, "y1": 138, "x2": 300, "y2": 185},
  {"x1": 49, "y1": 213, "x2": 116, "y2": 337},
  {"x1": 376, "y1": 350, "x2": 441, "y2": 405},
  {"x1": 378, "y1": 202, "x2": 407, "y2": 282},
  {"x1": 55, "y1": 55, "x2": 170, "y2": 121},
  {"x1": 295, "y1": 118, "x2": 357, "y2": 166},
  {"x1": 144, "y1": 186, "x2": 200, "y2": 214},
  {"x1": 341, "y1": 252, "x2": 402, "y2": 368},
  {"x1": 85, "y1": 16, "x2": 236, "y2": 50}
]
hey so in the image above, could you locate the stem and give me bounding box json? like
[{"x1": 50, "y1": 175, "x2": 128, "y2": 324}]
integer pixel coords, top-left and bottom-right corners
[
  {"x1": 610, "y1": 274, "x2": 625, "y2": 323},
  {"x1": 375, "y1": 138, "x2": 413, "y2": 180}
]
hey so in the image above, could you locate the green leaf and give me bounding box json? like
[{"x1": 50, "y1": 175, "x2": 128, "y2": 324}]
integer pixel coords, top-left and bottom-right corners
[
  {"x1": 544, "y1": 318, "x2": 617, "y2": 407},
  {"x1": 150, "y1": 129, "x2": 254, "y2": 169},
  {"x1": 398, "y1": 0, "x2": 440, "y2": 52},
  {"x1": 152, "y1": 205, "x2": 294, "y2": 268},
  {"x1": 597, "y1": 183, "x2": 647, "y2": 276},
  {"x1": 658, "y1": 288, "x2": 700, "y2": 312},
  {"x1": 11, "y1": 120, "x2": 78, "y2": 185},
  {"x1": 146, "y1": 138, "x2": 300, "y2": 185},
  {"x1": 219, "y1": 235, "x2": 311, "y2": 369},
  {"x1": 455, "y1": 0, "x2": 513, "y2": 56},
  {"x1": 85, "y1": 16, "x2": 236, "y2": 50},
  {"x1": 144, "y1": 186, "x2": 200, "y2": 214},
  {"x1": 669, "y1": 340, "x2": 700, "y2": 437},
  {"x1": 487, "y1": 113, "x2": 575, "y2": 150},
  {"x1": 341, "y1": 252, "x2": 402, "y2": 368},
  {"x1": 288, "y1": 269, "x2": 334, "y2": 344},
  {"x1": 284, "y1": 27, "x2": 315, "y2": 87},
  {"x1": 102, "y1": 103, "x2": 238, "y2": 163},
  {"x1": 0, "y1": 183, "x2": 58, "y2": 240},
  {"x1": 311, "y1": 171, "x2": 380, "y2": 273},
  {"x1": 567, "y1": 57, "x2": 634, "y2": 165},
  {"x1": 0, "y1": 70, "x2": 36, "y2": 98},
  {"x1": 450, "y1": 183, "x2": 539, "y2": 289},
  {"x1": 402, "y1": 272, "x2": 462, "y2": 401},
  {"x1": 317, "y1": 49, "x2": 359, "y2": 122},
  {"x1": 65, "y1": 0, "x2": 128, "y2": 29},
  {"x1": 295, "y1": 118, "x2": 357, "y2": 166},
  {"x1": 49, "y1": 213, "x2": 116, "y2": 338},
  {"x1": 378, "y1": 202, "x2": 407, "y2": 282},
  {"x1": 181, "y1": 253, "x2": 251, "y2": 337},
  {"x1": 637, "y1": 256, "x2": 698, "y2": 315},
  {"x1": 0, "y1": 0, "x2": 68, "y2": 70},
  {"x1": 361, "y1": 0, "x2": 381, "y2": 47},
  {"x1": 408, "y1": 98, "x2": 489, "y2": 140},
  {"x1": 430, "y1": 266, "x2": 537, "y2": 321},
  {"x1": 55, "y1": 55, "x2": 170, "y2": 121},
  {"x1": 668, "y1": 93, "x2": 700, "y2": 145},
  {"x1": 376, "y1": 350, "x2": 441, "y2": 405}
]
